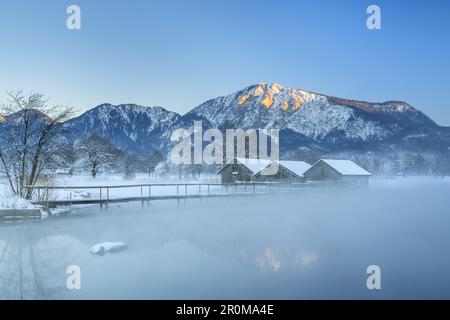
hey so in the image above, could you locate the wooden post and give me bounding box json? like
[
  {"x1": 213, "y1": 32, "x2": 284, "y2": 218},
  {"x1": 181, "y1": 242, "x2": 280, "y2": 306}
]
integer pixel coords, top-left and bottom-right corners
[
  {"x1": 46, "y1": 187, "x2": 49, "y2": 209},
  {"x1": 149, "y1": 185, "x2": 151, "y2": 198},
  {"x1": 177, "y1": 185, "x2": 179, "y2": 196},
  {"x1": 207, "y1": 184, "x2": 210, "y2": 196},
  {"x1": 198, "y1": 184, "x2": 201, "y2": 195},
  {"x1": 140, "y1": 186, "x2": 143, "y2": 198},
  {"x1": 185, "y1": 184, "x2": 187, "y2": 196},
  {"x1": 107, "y1": 187, "x2": 109, "y2": 201},
  {"x1": 69, "y1": 192, "x2": 72, "y2": 213},
  {"x1": 100, "y1": 187, "x2": 102, "y2": 200}
]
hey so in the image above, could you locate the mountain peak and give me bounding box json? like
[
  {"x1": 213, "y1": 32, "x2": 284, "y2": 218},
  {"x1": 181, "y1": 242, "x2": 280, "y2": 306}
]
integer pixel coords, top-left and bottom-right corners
[
  {"x1": 91, "y1": 103, "x2": 175, "y2": 114},
  {"x1": 186, "y1": 82, "x2": 437, "y2": 144},
  {"x1": 3, "y1": 109, "x2": 53, "y2": 124},
  {"x1": 237, "y1": 83, "x2": 310, "y2": 111},
  {"x1": 233, "y1": 83, "x2": 429, "y2": 120}
]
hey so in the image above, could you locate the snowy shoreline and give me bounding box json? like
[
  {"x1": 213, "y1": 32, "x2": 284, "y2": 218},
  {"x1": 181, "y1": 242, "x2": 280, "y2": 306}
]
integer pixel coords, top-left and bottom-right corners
[{"x1": 0, "y1": 195, "x2": 36, "y2": 211}]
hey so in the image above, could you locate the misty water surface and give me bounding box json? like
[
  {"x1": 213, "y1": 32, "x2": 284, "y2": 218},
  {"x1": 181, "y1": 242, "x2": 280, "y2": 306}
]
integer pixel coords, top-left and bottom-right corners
[{"x1": 1, "y1": 178, "x2": 450, "y2": 299}]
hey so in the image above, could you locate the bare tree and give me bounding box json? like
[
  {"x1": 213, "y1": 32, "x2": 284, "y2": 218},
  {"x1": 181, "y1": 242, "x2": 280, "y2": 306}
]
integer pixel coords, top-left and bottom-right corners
[
  {"x1": 54, "y1": 143, "x2": 77, "y2": 175},
  {"x1": 0, "y1": 91, "x2": 74, "y2": 199},
  {"x1": 121, "y1": 154, "x2": 139, "y2": 179},
  {"x1": 144, "y1": 150, "x2": 164, "y2": 177},
  {"x1": 74, "y1": 134, "x2": 121, "y2": 178}
]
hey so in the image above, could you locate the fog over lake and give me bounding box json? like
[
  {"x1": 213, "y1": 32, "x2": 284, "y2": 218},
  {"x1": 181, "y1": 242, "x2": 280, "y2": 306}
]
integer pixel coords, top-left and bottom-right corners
[{"x1": 1, "y1": 178, "x2": 450, "y2": 299}]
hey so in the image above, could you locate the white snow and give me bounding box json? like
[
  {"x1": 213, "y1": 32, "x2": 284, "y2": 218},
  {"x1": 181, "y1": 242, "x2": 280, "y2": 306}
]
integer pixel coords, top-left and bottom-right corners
[
  {"x1": 49, "y1": 206, "x2": 72, "y2": 216},
  {"x1": 277, "y1": 160, "x2": 311, "y2": 177},
  {"x1": 0, "y1": 183, "x2": 37, "y2": 210},
  {"x1": 235, "y1": 157, "x2": 273, "y2": 175},
  {"x1": 43, "y1": 173, "x2": 224, "y2": 201},
  {"x1": 90, "y1": 242, "x2": 128, "y2": 255},
  {"x1": 320, "y1": 159, "x2": 372, "y2": 176},
  {"x1": 223, "y1": 159, "x2": 311, "y2": 178},
  {"x1": 0, "y1": 196, "x2": 36, "y2": 210},
  {"x1": 189, "y1": 83, "x2": 420, "y2": 144}
]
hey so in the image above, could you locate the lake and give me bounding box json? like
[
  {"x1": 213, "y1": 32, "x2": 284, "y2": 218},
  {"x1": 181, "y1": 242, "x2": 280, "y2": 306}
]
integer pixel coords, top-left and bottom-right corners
[{"x1": 1, "y1": 178, "x2": 450, "y2": 299}]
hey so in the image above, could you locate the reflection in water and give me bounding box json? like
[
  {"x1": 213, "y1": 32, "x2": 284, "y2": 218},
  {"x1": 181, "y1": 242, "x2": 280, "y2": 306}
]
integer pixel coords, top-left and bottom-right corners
[
  {"x1": 1, "y1": 178, "x2": 450, "y2": 299},
  {"x1": 262, "y1": 248, "x2": 282, "y2": 272},
  {"x1": 255, "y1": 248, "x2": 282, "y2": 272},
  {"x1": 240, "y1": 247, "x2": 319, "y2": 272},
  {"x1": 0, "y1": 226, "x2": 77, "y2": 299},
  {"x1": 295, "y1": 252, "x2": 319, "y2": 268}
]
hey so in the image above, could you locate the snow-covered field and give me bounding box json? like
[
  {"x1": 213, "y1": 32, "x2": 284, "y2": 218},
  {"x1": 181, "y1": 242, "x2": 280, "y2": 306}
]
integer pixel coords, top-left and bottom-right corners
[{"x1": 32, "y1": 173, "x2": 224, "y2": 202}]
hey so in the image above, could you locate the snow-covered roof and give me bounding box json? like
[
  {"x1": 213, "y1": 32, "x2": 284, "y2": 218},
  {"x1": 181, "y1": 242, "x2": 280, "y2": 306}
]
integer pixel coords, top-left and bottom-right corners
[
  {"x1": 235, "y1": 157, "x2": 273, "y2": 175},
  {"x1": 219, "y1": 158, "x2": 312, "y2": 177},
  {"x1": 218, "y1": 158, "x2": 370, "y2": 177},
  {"x1": 320, "y1": 159, "x2": 372, "y2": 176},
  {"x1": 276, "y1": 161, "x2": 311, "y2": 177},
  {"x1": 216, "y1": 157, "x2": 274, "y2": 175}
]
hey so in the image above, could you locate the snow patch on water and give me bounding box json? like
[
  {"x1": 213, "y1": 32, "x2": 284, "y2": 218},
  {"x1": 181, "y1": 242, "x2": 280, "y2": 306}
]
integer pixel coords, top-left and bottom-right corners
[{"x1": 90, "y1": 242, "x2": 128, "y2": 256}]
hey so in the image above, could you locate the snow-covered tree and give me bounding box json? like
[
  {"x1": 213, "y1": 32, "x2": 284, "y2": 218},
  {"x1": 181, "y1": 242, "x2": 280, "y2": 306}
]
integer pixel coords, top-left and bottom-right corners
[
  {"x1": 52, "y1": 143, "x2": 77, "y2": 175},
  {"x1": 74, "y1": 134, "x2": 121, "y2": 178},
  {"x1": 154, "y1": 161, "x2": 171, "y2": 179},
  {"x1": 0, "y1": 91, "x2": 74, "y2": 199}
]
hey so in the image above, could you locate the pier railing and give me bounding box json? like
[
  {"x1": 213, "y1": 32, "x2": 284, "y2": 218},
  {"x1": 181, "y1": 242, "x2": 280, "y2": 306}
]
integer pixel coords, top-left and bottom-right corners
[{"x1": 24, "y1": 182, "x2": 308, "y2": 208}]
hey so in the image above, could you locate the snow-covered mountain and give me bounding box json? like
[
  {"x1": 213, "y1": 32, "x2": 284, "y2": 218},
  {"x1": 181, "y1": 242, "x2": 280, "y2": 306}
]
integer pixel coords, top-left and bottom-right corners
[
  {"x1": 1, "y1": 83, "x2": 448, "y2": 174},
  {"x1": 63, "y1": 104, "x2": 180, "y2": 155},
  {"x1": 46, "y1": 83, "x2": 450, "y2": 164},
  {"x1": 184, "y1": 83, "x2": 437, "y2": 150}
]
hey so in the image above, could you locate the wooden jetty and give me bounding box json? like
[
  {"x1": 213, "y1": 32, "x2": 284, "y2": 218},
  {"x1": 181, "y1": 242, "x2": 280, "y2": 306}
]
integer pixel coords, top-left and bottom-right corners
[
  {"x1": 25, "y1": 182, "x2": 305, "y2": 209},
  {"x1": 0, "y1": 209, "x2": 42, "y2": 221}
]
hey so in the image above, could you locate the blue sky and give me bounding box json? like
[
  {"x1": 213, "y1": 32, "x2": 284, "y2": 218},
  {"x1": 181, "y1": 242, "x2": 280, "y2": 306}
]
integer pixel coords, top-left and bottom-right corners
[{"x1": 0, "y1": 0, "x2": 449, "y2": 124}]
